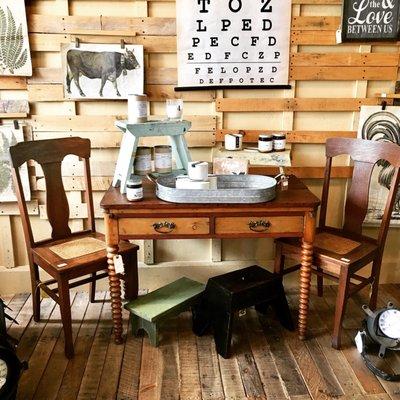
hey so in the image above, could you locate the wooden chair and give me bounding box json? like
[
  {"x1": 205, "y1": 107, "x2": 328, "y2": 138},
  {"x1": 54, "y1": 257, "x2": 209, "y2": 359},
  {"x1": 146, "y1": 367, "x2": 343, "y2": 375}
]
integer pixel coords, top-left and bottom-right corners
[
  {"x1": 274, "y1": 138, "x2": 400, "y2": 349},
  {"x1": 9, "y1": 137, "x2": 139, "y2": 358}
]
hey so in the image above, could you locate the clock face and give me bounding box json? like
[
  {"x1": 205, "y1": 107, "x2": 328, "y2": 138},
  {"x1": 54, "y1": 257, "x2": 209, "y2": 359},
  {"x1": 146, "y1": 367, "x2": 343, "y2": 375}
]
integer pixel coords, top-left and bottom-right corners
[
  {"x1": 379, "y1": 309, "x2": 400, "y2": 339},
  {"x1": 0, "y1": 359, "x2": 7, "y2": 390}
]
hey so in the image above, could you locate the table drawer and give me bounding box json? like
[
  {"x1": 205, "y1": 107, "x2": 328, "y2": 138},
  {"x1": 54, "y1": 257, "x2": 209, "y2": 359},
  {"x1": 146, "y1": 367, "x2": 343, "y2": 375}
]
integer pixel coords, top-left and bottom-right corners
[
  {"x1": 119, "y1": 217, "x2": 210, "y2": 236},
  {"x1": 215, "y1": 216, "x2": 304, "y2": 235}
]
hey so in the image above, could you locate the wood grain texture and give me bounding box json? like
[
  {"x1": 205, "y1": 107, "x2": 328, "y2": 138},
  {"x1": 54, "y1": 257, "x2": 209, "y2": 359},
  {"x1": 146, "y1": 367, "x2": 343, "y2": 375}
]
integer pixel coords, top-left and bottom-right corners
[
  {"x1": 177, "y1": 313, "x2": 202, "y2": 400},
  {"x1": 56, "y1": 293, "x2": 106, "y2": 400},
  {"x1": 17, "y1": 294, "x2": 76, "y2": 400},
  {"x1": 9, "y1": 287, "x2": 400, "y2": 400},
  {"x1": 0, "y1": 76, "x2": 27, "y2": 89},
  {"x1": 31, "y1": 115, "x2": 216, "y2": 132},
  {"x1": 32, "y1": 293, "x2": 89, "y2": 400},
  {"x1": 217, "y1": 129, "x2": 357, "y2": 144},
  {"x1": 217, "y1": 98, "x2": 388, "y2": 112}
]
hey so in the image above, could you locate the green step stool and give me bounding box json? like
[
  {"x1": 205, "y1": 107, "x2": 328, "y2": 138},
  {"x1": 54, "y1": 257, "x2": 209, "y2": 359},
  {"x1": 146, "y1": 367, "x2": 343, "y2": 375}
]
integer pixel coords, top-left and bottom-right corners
[{"x1": 124, "y1": 277, "x2": 205, "y2": 347}]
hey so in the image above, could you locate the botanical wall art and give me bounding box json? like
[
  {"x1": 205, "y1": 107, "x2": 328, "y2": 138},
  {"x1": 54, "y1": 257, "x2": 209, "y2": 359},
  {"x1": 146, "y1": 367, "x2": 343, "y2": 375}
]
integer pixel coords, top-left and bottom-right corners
[
  {"x1": 358, "y1": 106, "x2": 400, "y2": 225},
  {"x1": 0, "y1": 0, "x2": 32, "y2": 76},
  {"x1": 342, "y1": 0, "x2": 400, "y2": 41},
  {"x1": 176, "y1": 0, "x2": 292, "y2": 89},
  {"x1": 61, "y1": 43, "x2": 144, "y2": 100},
  {"x1": 0, "y1": 125, "x2": 30, "y2": 202}
]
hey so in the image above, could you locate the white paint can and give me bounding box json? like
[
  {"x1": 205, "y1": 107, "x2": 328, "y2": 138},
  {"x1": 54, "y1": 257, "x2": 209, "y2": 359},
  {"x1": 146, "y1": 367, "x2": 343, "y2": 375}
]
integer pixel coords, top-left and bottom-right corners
[
  {"x1": 224, "y1": 133, "x2": 243, "y2": 151},
  {"x1": 128, "y1": 94, "x2": 148, "y2": 123},
  {"x1": 188, "y1": 161, "x2": 209, "y2": 181}
]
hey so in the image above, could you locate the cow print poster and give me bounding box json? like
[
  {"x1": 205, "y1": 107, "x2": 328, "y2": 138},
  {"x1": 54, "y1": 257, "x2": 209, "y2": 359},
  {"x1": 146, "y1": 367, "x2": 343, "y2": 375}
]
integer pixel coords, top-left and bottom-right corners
[
  {"x1": 61, "y1": 43, "x2": 144, "y2": 100},
  {"x1": 176, "y1": 0, "x2": 292, "y2": 89}
]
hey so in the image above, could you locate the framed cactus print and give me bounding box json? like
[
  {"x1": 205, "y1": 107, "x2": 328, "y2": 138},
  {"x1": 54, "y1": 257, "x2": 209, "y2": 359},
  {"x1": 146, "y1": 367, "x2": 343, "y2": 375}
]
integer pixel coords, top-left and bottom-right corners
[
  {"x1": 0, "y1": 125, "x2": 30, "y2": 202},
  {"x1": 0, "y1": 0, "x2": 32, "y2": 76}
]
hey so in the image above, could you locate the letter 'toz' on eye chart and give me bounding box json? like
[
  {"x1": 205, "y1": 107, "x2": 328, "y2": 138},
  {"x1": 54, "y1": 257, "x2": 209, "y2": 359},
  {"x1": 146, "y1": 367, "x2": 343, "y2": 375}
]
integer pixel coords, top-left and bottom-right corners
[{"x1": 176, "y1": 0, "x2": 292, "y2": 90}]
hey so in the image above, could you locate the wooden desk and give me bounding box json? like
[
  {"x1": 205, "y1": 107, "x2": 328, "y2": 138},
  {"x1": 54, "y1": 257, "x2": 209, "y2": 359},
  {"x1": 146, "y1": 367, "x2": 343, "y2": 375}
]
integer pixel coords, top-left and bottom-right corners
[{"x1": 100, "y1": 176, "x2": 320, "y2": 344}]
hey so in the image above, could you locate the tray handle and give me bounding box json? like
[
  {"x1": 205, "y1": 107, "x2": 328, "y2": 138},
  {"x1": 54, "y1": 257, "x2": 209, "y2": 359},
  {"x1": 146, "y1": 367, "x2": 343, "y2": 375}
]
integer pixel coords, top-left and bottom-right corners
[
  {"x1": 153, "y1": 221, "x2": 176, "y2": 234},
  {"x1": 248, "y1": 220, "x2": 271, "y2": 233}
]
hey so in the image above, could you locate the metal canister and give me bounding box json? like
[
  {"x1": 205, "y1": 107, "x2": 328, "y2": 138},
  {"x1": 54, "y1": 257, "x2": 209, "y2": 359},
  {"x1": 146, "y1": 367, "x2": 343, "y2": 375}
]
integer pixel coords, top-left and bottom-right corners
[
  {"x1": 128, "y1": 94, "x2": 148, "y2": 123},
  {"x1": 154, "y1": 145, "x2": 172, "y2": 174},
  {"x1": 134, "y1": 146, "x2": 152, "y2": 175}
]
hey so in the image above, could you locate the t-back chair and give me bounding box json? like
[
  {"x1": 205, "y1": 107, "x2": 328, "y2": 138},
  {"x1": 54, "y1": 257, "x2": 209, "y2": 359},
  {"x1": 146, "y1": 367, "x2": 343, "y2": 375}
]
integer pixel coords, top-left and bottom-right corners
[
  {"x1": 274, "y1": 137, "x2": 400, "y2": 349},
  {"x1": 9, "y1": 137, "x2": 139, "y2": 358}
]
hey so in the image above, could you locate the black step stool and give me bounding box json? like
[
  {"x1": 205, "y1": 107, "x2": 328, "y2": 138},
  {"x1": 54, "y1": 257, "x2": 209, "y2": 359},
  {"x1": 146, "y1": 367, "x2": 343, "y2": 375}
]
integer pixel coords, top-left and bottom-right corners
[{"x1": 192, "y1": 265, "x2": 294, "y2": 358}]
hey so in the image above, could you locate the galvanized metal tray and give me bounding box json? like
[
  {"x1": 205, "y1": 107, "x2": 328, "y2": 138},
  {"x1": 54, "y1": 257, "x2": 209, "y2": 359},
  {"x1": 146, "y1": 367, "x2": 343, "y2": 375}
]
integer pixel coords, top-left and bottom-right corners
[{"x1": 155, "y1": 175, "x2": 277, "y2": 204}]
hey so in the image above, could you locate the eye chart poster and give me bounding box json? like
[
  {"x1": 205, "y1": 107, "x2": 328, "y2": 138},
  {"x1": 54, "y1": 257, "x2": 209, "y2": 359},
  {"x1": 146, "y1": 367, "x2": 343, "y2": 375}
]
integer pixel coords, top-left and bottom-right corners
[{"x1": 176, "y1": 0, "x2": 292, "y2": 90}]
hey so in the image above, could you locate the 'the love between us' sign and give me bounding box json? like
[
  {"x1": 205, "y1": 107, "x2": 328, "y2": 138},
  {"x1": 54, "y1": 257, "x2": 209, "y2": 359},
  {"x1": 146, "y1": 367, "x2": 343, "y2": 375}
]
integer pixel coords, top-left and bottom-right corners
[
  {"x1": 175, "y1": 0, "x2": 292, "y2": 90},
  {"x1": 342, "y1": 0, "x2": 400, "y2": 41}
]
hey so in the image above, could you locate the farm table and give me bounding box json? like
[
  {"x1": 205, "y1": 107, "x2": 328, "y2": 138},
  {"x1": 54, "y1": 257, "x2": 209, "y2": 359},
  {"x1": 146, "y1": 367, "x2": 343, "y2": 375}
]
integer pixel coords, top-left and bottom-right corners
[{"x1": 100, "y1": 176, "x2": 320, "y2": 344}]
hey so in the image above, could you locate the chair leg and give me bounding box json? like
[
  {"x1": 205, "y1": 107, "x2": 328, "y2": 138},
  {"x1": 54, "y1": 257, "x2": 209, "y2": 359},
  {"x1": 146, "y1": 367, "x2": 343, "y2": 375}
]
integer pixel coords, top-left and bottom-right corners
[
  {"x1": 212, "y1": 311, "x2": 233, "y2": 359},
  {"x1": 29, "y1": 261, "x2": 41, "y2": 322},
  {"x1": 58, "y1": 278, "x2": 74, "y2": 359},
  {"x1": 122, "y1": 249, "x2": 139, "y2": 301},
  {"x1": 369, "y1": 258, "x2": 383, "y2": 311},
  {"x1": 274, "y1": 243, "x2": 285, "y2": 275},
  {"x1": 317, "y1": 267, "x2": 323, "y2": 297},
  {"x1": 89, "y1": 273, "x2": 96, "y2": 303},
  {"x1": 332, "y1": 267, "x2": 350, "y2": 350}
]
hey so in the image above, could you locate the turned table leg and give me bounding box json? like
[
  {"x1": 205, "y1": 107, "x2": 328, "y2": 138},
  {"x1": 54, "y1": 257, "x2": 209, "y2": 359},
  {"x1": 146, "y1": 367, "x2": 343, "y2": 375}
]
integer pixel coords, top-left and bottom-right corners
[
  {"x1": 298, "y1": 211, "x2": 316, "y2": 341},
  {"x1": 105, "y1": 213, "x2": 124, "y2": 344}
]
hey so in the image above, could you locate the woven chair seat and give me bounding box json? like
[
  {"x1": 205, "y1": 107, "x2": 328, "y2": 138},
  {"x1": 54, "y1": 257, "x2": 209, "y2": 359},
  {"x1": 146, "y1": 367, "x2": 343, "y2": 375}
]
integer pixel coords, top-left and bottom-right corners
[{"x1": 49, "y1": 237, "x2": 106, "y2": 259}]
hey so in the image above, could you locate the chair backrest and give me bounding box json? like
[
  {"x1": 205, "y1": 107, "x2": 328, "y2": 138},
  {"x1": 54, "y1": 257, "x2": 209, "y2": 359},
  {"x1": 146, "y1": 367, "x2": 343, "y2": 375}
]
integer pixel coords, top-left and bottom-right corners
[
  {"x1": 9, "y1": 137, "x2": 95, "y2": 248},
  {"x1": 320, "y1": 138, "x2": 400, "y2": 250}
]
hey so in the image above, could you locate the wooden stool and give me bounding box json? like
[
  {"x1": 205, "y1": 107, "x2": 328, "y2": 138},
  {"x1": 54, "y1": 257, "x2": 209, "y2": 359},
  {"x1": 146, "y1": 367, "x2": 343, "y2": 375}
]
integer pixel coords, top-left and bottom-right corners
[
  {"x1": 192, "y1": 265, "x2": 294, "y2": 358},
  {"x1": 125, "y1": 277, "x2": 204, "y2": 347}
]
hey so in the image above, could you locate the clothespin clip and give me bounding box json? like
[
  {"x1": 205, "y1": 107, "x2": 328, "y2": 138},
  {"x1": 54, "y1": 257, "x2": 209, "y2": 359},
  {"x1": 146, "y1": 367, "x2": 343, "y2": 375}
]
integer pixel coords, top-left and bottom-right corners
[
  {"x1": 75, "y1": 37, "x2": 80, "y2": 48},
  {"x1": 120, "y1": 39, "x2": 125, "y2": 49},
  {"x1": 13, "y1": 120, "x2": 19, "y2": 130},
  {"x1": 381, "y1": 100, "x2": 387, "y2": 111}
]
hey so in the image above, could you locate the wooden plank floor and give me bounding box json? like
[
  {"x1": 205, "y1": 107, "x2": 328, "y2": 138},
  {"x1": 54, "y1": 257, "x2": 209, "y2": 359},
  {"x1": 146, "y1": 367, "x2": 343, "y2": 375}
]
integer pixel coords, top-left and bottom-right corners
[{"x1": 7, "y1": 284, "x2": 400, "y2": 400}]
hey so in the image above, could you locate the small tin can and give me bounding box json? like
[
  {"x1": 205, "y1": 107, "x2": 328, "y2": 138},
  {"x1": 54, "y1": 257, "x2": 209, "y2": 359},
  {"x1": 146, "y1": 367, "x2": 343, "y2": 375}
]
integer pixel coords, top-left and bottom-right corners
[
  {"x1": 258, "y1": 134, "x2": 273, "y2": 153},
  {"x1": 273, "y1": 133, "x2": 287, "y2": 152},
  {"x1": 224, "y1": 133, "x2": 243, "y2": 151},
  {"x1": 128, "y1": 94, "x2": 148, "y2": 123},
  {"x1": 134, "y1": 146, "x2": 152, "y2": 175},
  {"x1": 126, "y1": 175, "x2": 143, "y2": 202},
  {"x1": 154, "y1": 145, "x2": 172, "y2": 174}
]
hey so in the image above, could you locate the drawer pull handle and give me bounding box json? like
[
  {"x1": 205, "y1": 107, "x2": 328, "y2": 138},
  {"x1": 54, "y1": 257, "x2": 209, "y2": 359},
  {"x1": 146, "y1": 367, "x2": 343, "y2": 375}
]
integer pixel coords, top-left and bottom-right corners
[
  {"x1": 153, "y1": 221, "x2": 176, "y2": 234},
  {"x1": 248, "y1": 220, "x2": 271, "y2": 232}
]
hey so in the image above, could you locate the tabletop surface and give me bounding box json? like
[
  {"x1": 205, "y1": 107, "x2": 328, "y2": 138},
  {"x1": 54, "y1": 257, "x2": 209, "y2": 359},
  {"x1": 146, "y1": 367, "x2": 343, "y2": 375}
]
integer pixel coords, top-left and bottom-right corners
[{"x1": 100, "y1": 175, "x2": 320, "y2": 211}]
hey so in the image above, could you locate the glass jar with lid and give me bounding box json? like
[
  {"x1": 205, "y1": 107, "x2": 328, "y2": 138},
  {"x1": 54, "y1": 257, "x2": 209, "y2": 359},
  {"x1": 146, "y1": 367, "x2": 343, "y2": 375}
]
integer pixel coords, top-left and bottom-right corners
[
  {"x1": 258, "y1": 134, "x2": 273, "y2": 153},
  {"x1": 126, "y1": 175, "x2": 143, "y2": 202},
  {"x1": 273, "y1": 133, "x2": 287, "y2": 152}
]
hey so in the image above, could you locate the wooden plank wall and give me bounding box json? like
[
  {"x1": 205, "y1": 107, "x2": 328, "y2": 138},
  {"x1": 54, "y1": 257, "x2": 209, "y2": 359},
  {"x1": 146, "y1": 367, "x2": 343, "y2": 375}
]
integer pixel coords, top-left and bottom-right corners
[{"x1": 0, "y1": 0, "x2": 399, "y2": 272}]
